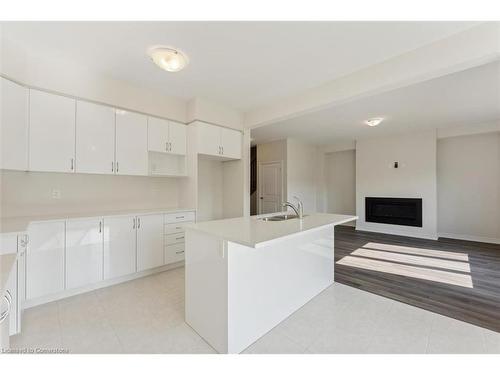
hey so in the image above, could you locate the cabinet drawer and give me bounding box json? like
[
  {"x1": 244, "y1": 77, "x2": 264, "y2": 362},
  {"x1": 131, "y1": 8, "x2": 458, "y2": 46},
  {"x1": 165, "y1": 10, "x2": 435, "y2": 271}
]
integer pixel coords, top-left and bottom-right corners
[
  {"x1": 164, "y1": 243, "x2": 185, "y2": 264},
  {"x1": 165, "y1": 233, "x2": 186, "y2": 245},
  {"x1": 165, "y1": 211, "x2": 195, "y2": 223},
  {"x1": 164, "y1": 221, "x2": 193, "y2": 235}
]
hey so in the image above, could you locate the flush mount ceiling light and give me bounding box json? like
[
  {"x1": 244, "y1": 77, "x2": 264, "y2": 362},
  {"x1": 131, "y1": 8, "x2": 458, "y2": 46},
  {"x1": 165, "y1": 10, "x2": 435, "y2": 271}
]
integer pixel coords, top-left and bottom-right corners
[
  {"x1": 365, "y1": 117, "x2": 384, "y2": 127},
  {"x1": 148, "y1": 46, "x2": 188, "y2": 72}
]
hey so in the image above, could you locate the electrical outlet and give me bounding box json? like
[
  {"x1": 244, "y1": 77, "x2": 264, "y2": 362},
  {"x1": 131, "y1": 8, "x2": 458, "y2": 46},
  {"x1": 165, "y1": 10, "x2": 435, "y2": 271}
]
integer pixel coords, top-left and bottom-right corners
[{"x1": 52, "y1": 189, "x2": 61, "y2": 199}]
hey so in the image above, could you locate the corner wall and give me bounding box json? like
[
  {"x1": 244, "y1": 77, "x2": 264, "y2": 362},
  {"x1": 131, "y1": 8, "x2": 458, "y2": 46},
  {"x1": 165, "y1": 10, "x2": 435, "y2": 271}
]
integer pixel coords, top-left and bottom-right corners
[{"x1": 437, "y1": 132, "x2": 500, "y2": 243}]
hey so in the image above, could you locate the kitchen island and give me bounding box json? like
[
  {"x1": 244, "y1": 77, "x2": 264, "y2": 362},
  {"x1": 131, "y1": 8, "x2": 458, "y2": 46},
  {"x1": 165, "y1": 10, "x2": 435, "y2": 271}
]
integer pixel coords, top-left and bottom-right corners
[{"x1": 184, "y1": 213, "x2": 357, "y2": 353}]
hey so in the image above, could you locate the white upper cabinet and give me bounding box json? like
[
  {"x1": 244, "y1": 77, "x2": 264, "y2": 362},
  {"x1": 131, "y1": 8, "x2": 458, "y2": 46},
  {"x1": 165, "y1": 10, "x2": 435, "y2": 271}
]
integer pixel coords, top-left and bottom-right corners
[
  {"x1": 148, "y1": 117, "x2": 186, "y2": 156},
  {"x1": 148, "y1": 117, "x2": 169, "y2": 153},
  {"x1": 136, "y1": 214, "x2": 164, "y2": 271},
  {"x1": 65, "y1": 218, "x2": 104, "y2": 290},
  {"x1": 0, "y1": 78, "x2": 29, "y2": 171},
  {"x1": 197, "y1": 122, "x2": 223, "y2": 157},
  {"x1": 196, "y1": 122, "x2": 242, "y2": 160},
  {"x1": 76, "y1": 101, "x2": 116, "y2": 175},
  {"x1": 115, "y1": 110, "x2": 148, "y2": 176},
  {"x1": 221, "y1": 127, "x2": 242, "y2": 160},
  {"x1": 168, "y1": 121, "x2": 187, "y2": 155},
  {"x1": 29, "y1": 89, "x2": 76, "y2": 173}
]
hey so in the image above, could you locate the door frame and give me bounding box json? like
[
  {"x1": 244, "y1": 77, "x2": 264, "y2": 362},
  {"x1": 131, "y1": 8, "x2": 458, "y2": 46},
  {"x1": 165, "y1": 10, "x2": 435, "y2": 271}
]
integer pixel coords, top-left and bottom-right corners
[{"x1": 257, "y1": 160, "x2": 284, "y2": 215}]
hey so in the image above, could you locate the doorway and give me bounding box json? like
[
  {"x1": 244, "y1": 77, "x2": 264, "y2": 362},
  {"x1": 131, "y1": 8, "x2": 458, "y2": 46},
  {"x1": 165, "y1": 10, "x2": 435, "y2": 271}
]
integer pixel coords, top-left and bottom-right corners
[{"x1": 258, "y1": 161, "x2": 283, "y2": 214}]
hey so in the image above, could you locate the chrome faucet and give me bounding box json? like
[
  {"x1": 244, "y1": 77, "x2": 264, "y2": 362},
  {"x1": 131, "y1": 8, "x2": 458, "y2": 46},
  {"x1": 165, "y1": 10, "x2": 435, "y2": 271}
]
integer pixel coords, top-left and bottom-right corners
[{"x1": 282, "y1": 196, "x2": 304, "y2": 219}]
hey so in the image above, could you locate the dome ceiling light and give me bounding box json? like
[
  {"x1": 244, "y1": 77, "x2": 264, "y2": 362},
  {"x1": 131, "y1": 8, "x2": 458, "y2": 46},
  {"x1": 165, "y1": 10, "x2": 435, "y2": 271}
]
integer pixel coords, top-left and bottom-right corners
[
  {"x1": 365, "y1": 117, "x2": 384, "y2": 127},
  {"x1": 148, "y1": 46, "x2": 189, "y2": 73}
]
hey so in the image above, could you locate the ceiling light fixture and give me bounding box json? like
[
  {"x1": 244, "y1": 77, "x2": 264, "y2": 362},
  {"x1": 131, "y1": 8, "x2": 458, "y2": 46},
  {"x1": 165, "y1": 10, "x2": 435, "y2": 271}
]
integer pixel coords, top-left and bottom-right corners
[
  {"x1": 365, "y1": 117, "x2": 384, "y2": 127},
  {"x1": 148, "y1": 46, "x2": 188, "y2": 73}
]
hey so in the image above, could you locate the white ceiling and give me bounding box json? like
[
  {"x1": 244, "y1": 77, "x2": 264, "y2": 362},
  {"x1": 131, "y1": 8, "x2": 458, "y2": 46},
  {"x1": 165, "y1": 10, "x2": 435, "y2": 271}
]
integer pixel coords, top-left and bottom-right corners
[
  {"x1": 2, "y1": 21, "x2": 479, "y2": 111},
  {"x1": 251, "y1": 61, "x2": 500, "y2": 145}
]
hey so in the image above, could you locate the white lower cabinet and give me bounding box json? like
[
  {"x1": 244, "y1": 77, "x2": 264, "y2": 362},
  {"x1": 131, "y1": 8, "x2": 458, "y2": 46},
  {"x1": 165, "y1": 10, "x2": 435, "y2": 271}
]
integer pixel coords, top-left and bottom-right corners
[
  {"x1": 136, "y1": 214, "x2": 164, "y2": 271},
  {"x1": 26, "y1": 221, "x2": 65, "y2": 300},
  {"x1": 164, "y1": 243, "x2": 185, "y2": 265},
  {"x1": 65, "y1": 218, "x2": 104, "y2": 290},
  {"x1": 103, "y1": 216, "x2": 137, "y2": 280}
]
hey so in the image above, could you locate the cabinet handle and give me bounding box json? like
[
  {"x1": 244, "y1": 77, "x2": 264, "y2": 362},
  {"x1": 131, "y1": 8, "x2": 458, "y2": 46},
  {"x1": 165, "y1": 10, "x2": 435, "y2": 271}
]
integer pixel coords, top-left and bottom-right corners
[
  {"x1": 222, "y1": 146, "x2": 224, "y2": 155},
  {"x1": 133, "y1": 218, "x2": 136, "y2": 229},
  {"x1": 99, "y1": 221, "x2": 102, "y2": 233},
  {"x1": 138, "y1": 217, "x2": 141, "y2": 229},
  {"x1": 175, "y1": 250, "x2": 185, "y2": 255},
  {"x1": 112, "y1": 161, "x2": 114, "y2": 172},
  {"x1": 70, "y1": 158, "x2": 74, "y2": 171},
  {"x1": 175, "y1": 216, "x2": 184, "y2": 219},
  {"x1": 116, "y1": 162, "x2": 119, "y2": 173},
  {"x1": 175, "y1": 236, "x2": 185, "y2": 241}
]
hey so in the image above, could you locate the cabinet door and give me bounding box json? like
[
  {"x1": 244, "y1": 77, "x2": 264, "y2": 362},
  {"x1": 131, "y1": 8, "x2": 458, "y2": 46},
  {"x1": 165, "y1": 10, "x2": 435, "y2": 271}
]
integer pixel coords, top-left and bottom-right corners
[
  {"x1": 76, "y1": 101, "x2": 116, "y2": 174},
  {"x1": 197, "y1": 122, "x2": 221, "y2": 157},
  {"x1": 168, "y1": 121, "x2": 187, "y2": 155},
  {"x1": 0, "y1": 78, "x2": 29, "y2": 170},
  {"x1": 147, "y1": 116, "x2": 169, "y2": 153},
  {"x1": 29, "y1": 89, "x2": 76, "y2": 173},
  {"x1": 221, "y1": 127, "x2": 242, "y2": 160},
  {"x1": 136, "y1": 214, "x2": 164, "y2": 271},
  {"x1": 115, "y1": 110, "x2": 148, "y2": 176},
  {"x1": 103, "y1": 216, "x2": 136, "y2": 280},
  {"x1": 26, "y1": 221, "x2": 65, "y2": 300},
  {"x1": 66, "y1": 218, "x2": 104, "y2": 290}
]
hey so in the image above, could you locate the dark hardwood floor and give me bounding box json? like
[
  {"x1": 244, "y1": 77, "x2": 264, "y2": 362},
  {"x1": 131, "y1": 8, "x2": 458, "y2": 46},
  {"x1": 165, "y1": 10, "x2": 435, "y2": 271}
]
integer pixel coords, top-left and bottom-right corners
[{"x1": 334, "y1": 226, "x2": 500, "y2": 332}]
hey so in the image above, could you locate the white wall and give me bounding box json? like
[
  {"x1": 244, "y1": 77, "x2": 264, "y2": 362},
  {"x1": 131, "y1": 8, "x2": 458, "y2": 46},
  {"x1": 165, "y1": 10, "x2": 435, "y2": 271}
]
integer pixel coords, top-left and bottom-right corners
[
  {"x1": 187, "y1": 97, "x2": 244, "y2": 130},
  {"x1": 197, "y1": 158, "x2": 224, "y2": 222},
  {"x1": 0, "y1": 170, "x2": 179, "y2": 218},
  {"x1": 325, "y1": 150, "x2": 356, "y2": 225},
  {"x1": 0, "y1": 34, "x2": 187, "y2": 122},
  {"x1": 356, "y1": 130, "x2": 438, "y2": 239},
  {"x1": 437, "y1": 132, "x2": 500, "y2": 243},
  {"x1": 286, "y1": 139, "x2": 320, "y2": 213}
]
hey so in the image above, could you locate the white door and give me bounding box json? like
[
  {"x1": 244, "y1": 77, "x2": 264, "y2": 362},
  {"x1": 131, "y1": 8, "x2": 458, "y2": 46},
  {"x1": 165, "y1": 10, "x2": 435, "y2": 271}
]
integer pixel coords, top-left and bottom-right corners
[
  {"x1": 197, "y1": 122, "x2": 221, "y2": 157},
  {"x1": 75, "y1": 101, "x2": 116, "y2": 174},
  {"x1": 65, "y1": 218, "x2": 104, "y2": 290},
  {"x1": 221, "y1": 127, "x2": 242, "y2": 160},
  {"x1": 29, "y1": 89, "x2": 76, "y2": 173},
  {"x1": 103, "y1": 215, "x2": 136, "y2": 280},
  {"x1": 168, "y1": 121, "x2": 187, "y2": 155},
  {"x1": 26, "y1": 221, "x2": 65, "y2": 300},
  {"x1": 0, "y1": 78, "x2": 29, "y2": 171},
  {"x1": 115, "y1": 110, "x2": 148, "y2": 176},
  {"x1": 147, "y1": 116, "x2": 169, "y2": 153},
  {"x1": 136, "y1": 214, "x2": 164, "y2": 271},
  {"x1": 258, "y1": 162, "x2": 283, "y2": 214}
]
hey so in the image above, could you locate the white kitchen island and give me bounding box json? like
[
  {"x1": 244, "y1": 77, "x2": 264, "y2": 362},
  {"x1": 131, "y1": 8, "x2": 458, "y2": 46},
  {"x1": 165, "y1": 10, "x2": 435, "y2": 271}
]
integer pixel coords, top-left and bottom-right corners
[{"x1": 184, "y1": 213, "x2": 357, "y2": 353}]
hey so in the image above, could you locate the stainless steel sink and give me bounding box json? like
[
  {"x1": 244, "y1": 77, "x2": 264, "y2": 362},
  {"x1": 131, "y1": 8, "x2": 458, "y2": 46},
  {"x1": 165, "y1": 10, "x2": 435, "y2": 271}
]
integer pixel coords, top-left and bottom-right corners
[{"x1": 261, "y1": 214, "x2": 306, "y2": 221}]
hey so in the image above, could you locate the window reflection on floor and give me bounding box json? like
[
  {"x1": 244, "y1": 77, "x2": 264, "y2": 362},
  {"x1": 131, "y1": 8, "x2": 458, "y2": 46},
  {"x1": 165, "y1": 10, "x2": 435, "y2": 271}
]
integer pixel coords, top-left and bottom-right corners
[{"x1": 336, "y1": 242, "x2": 473, "y2": 288}]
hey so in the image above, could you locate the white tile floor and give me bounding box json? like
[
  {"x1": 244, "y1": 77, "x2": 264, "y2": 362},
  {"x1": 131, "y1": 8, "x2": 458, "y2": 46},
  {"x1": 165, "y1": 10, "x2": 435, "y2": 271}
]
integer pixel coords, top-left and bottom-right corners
[{"x1": 10, "y1": 266, "x2": 500, "y2": 354}]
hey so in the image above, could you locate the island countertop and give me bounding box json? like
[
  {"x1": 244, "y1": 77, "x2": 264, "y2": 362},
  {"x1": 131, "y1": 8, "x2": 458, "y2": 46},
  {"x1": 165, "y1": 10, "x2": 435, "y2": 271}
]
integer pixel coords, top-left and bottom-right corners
[{"x1": 185, "y1": 213, "x2": 357, "y2": 248}]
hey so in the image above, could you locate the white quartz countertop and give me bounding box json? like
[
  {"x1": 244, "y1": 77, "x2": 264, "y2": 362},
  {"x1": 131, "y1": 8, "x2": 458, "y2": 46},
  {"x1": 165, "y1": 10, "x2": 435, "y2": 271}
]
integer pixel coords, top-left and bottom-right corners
[
  {"x1": 0, "y1": 207, "x2": 195, "y2": 234},
  {"x1": 1, "y1": 253, "x2": 17, "y2": 297},
  {"x1": 185, "y1": 213, "x2": 358, "y2": 248}
]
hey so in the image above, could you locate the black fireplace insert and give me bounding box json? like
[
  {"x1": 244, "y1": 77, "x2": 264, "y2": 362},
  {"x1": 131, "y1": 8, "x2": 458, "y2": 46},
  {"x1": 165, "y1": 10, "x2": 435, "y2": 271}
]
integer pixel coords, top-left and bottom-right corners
[{"x1": 365, "y1": 197, "x2": 422, "y2": 227}]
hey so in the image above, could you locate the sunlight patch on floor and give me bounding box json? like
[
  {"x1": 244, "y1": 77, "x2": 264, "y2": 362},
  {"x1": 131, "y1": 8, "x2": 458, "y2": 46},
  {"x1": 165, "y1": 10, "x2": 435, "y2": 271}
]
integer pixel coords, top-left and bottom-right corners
[{"x1": 337, "y1": 242, "x2": 473, "y2": 288}]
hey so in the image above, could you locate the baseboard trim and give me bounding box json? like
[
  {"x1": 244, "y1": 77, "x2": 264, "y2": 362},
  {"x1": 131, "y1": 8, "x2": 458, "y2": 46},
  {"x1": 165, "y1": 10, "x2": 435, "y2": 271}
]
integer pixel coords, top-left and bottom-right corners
[
  {"x1": 23, "y1": 261, "x2": 184, "y2": 309},
  {"x1": 355, "y1": 225, "x2": 438, "y2": 241},
  {"x1": 438, "y1": 233, "x2": 500, "y2": 245}
]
